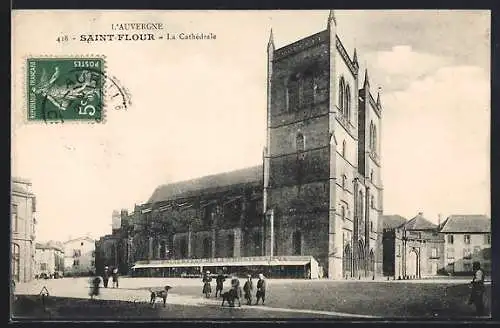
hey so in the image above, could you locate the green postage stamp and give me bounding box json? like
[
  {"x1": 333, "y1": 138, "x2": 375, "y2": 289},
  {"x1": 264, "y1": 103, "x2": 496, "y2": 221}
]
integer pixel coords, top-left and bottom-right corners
[{"x1": 27, "y1": 57, "x2": 105, "y2": 123}]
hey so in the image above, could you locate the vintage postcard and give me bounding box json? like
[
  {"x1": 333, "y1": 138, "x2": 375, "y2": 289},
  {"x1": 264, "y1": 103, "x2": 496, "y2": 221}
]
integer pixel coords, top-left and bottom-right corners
[{"x1": 11, "y1": 10, "x2": 491, "y2": 320}]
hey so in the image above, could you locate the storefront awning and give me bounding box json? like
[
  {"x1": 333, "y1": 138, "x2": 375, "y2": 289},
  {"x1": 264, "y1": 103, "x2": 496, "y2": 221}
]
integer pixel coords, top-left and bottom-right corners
[{"x1": 132, "y1": 256, "x2": 313, "y2": 269}]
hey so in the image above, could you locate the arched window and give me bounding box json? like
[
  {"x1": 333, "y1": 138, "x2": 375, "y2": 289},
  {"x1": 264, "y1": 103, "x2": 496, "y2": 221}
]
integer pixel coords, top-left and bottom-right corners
[
  {"x1": 342, "y1": 140, "x2": 346, "y2": 158},
  {"x1": 358, "y1": 239, "x2": 365, "y2": 272},
  {"x1": 287, "y1": 68, "x2": 317, "y2": 111},
  {"x1": 292, "y1": 230, "x2": 302, "y2": 255},
  {"x1": 371, "y1": 195, "x2": 375, "y2": 209},
  {"x1": 296, "y1": 132, "x2": 305, "y2": 152},
  {"x1": 338, "y1": 77, "x2": 345, "y2": 114},
  {"x1": 369, "y1": 121, "x2": 374, "y2": 150},
  {"x1": 203, "y1": 237, "x2": 212, "y2": 258},
  {"x1": 342, "y1": 175, "x2": 347, "y2": 190},
  {"x1": 12, "y1": 243, "x2": 20, "y2": 282},
  {"x1": 369, "y1": 249, "x2": 375, "y2": 273},
  {"x1": 341, "y1": 206, "x2": 346, "y2": 221},
  {"x1": 203, "y1": 205, "x2": 214, "y2": 228},
  {"x1": 344, "y1": 84, "x2": 351, "y2": 121},
  {"x1": 343, "y1": 244, "x2": 352, "y2": 277}
]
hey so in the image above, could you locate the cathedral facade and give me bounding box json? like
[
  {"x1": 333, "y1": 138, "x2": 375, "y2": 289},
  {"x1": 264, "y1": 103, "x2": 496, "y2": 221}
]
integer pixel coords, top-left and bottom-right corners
[
  {"x1": 263, "y1": 11, "x2": 383, "y2": 279},
  {"x1": 103, "y1": 11, "x2": 384, "y2": 280}
]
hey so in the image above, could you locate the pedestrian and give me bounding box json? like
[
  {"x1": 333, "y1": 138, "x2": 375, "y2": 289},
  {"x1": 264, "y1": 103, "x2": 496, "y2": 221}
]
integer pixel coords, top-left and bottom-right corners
[
  {"x1": 89, "y1": 273, "x2": 101, "y2": 300},
  {"x1": 202, "y1": 270, "x2": 212, "y2": 298},
  {"x1": 468, "y1": 261, "x2": 485, "y2": 316},
  {"x1": 103, "y1": 266, "x2": 109, "y2": 288},
  {"x1": 243, "y1": 274, "x2": 254, "y2": 305},
  {"x1": 11, "y1": 279, "x2": 16, "y2": 302},
  {"x1": 229, "y1": 275, "x2": 242, "y2": 307},
  {"x1": 112, "y1": 267, "x2": 119, "y2": 288},
  {"x1": 215, "y1": 271, "x2": 226, "y2": 297},
  {"x1": 255, "y1": 273, "x2": 267, "y2": 305}
]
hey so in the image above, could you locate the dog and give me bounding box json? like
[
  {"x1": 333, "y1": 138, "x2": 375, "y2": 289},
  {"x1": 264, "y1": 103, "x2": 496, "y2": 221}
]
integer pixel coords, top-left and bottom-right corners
[
  {"x1": 149, "y1": 285, "x2": 172, "y2": 308},
  {"x1": 221, "y1": 289, "x2": 241, "y2": 307}
]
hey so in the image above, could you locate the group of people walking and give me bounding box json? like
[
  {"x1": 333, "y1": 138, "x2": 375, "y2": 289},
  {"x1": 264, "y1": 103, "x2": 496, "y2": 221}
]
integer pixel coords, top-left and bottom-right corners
[
  {"x1": 202, "y1": 270, "x2": 267, "y2": 306},
  {"x1": 102, "y1": 266, "x2": 120, "y2": 288},
  {"x1": 88, "y1": 266, "x2": 120, "y2": 299}
]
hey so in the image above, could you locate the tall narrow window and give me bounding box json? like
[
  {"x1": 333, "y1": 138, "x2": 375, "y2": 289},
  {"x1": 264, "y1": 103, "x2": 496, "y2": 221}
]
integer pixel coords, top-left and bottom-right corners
[
  {"x1": 292, "y1": 230, "x2": 302, "y2": 255},
  {"x1": 371, "y1": 195, "x2": 375, "y2": 209},
  {"x1": 296, "y1": 133, "x2": 305, "y2": 152},
  {"x1": 11, "y1": 204, "x2": 18, "y2": 232},
  {"x1": 288, "y1": 74, "x2": 300, "y2": 112},
  {"x1": 370, "y1": 170, "x2": 374, "y2": 182},
  {"x1": 341, "y1": 206, "x2": 346, "y2": 221},
  {"x1": 372, "y1": 125, "x2": 377, "y2": 153},
  {"x1": 447, "y1": 235, "x2": 454, "y2": 244},
  {"x1": 180, "y1": 238, "x2": 188, "y2": 258},
  {"x1": 203, "y1": 205, "x2": 214, "y2": 228},
  {"x1": 342, "y1": 175, "x2": 347, "y2": 190},
  {"x1": 338, "y1": 77, "x2": 345, "y2": 114},
  {"x1": 253, "y1": 231, "x2": 262, "y2": 256},
  {"x1": 203, "y1": 237, "x2": 212, "y2": 258},
  {"x1": 464, "y1": 235, "x2": 471, "y2": 245},
  {"x1": 369, "y1": 121, "x2": 375, "y2": 151},
  {"x1": 344, "y1": 84, "x2": 351, "y2": 122},
  {"x1": 342, "y1": 140, "x2": 346, "y2": 157},
  {"x1": 485, "y1": 233, "x2": 491, "y2": 245},
  {"x1": 227, "y1": 234, "x2": 234, "y2": 257},
  {"x1": 302, "y1": 73, "x2": 314, "y2": 105}
]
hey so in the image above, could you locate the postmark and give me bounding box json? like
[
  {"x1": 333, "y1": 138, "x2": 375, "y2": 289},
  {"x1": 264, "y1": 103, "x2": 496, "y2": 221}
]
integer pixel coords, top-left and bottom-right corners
[
  {"x1": 27, "y1": 57, "x2": 106, "y2": 123},
  {"x1": 26, "y1": 57, "x2": 131, "y2": 124}
]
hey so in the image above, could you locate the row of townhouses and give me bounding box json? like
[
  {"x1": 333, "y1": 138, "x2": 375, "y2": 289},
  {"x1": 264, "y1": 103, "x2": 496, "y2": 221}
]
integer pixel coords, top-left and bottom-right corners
[{"x1": 10, "y1": 177, "x2": 97, "y2": 282}]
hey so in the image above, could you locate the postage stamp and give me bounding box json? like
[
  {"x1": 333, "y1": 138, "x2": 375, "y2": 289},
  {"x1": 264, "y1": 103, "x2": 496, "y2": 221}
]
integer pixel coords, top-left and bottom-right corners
[{"x1": 27, "y1": 57, "x2": 105, "y2": 123}]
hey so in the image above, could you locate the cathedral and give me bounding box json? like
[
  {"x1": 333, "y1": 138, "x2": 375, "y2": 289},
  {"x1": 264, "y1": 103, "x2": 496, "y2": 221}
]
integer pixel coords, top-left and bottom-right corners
[
  {"x1": 99, "y1": 11, "x2": 384, "y2": 280},
  {"x1": 263, "y1": 11, "x2": 383, "y2": 279}
]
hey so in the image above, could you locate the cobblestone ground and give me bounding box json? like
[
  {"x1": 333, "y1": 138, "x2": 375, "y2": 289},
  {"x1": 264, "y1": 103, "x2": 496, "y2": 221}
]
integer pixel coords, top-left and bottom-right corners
[{"x1": 12, "y1": 277, "x2": 491, "y2": 320}]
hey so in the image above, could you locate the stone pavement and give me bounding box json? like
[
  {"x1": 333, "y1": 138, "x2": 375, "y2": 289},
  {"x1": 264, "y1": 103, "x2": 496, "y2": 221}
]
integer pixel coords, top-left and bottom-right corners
[
  {"x1": 14, "y1": 277, "x2": 377, "y2": 318},
  {"x1": 14, "y1": 277, "x2": 491, "y2": 319}
]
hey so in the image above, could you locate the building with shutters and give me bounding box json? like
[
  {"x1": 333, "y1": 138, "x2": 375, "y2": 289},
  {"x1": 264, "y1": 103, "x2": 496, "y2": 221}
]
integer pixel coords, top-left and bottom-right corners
[
  {"x1": 381, "y1": 213, "x2": 490, "y2": 279},
  {"x1": 63, "y1": 236, "x2": 96, "y2": 276},
  {"x1": 35, "y1": 241, "x2": 65, "y2": 277},
  {"x1": 440, "y1": 215, "x2": 491, "y2": 274},
  {"x1": 11, "y1": 178, "x2": 37, "y2": 283}
]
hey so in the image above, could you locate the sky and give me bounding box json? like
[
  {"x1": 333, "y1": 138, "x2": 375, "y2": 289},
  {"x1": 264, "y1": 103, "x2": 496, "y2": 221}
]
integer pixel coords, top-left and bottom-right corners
[{"x1": 12, "y1": 10, "x2": 490, "y2": 242}]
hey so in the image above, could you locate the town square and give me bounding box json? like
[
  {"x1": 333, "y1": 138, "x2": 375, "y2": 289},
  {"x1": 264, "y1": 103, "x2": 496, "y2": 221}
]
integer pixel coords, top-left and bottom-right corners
[{"x1": 11, "y1": 10, "x2": 491, "y2": 320}]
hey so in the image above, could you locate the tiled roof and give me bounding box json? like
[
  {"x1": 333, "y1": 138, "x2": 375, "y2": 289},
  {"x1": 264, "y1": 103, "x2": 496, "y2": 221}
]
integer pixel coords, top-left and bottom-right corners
[
  {"x1": 440, "y1": 215, "x2": 491, "y2": 233},
  {"x1": 381, "y1": 215, "x2": 408, "y2": 229},
  {"x1": 148, "y1": 165, "x2": 263, "y2": 203},
  {"x1": 63, "y1": 236, "x2": 95, "y2": 244},
  {"x1": 402, "y1": 213, "x2": 437, "y2": 231},
  {"x1": 36, "y1": 242, "x2": 64, "y2": 252}
]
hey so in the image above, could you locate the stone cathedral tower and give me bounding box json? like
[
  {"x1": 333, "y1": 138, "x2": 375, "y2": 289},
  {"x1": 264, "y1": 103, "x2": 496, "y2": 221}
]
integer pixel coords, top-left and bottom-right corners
[{"x1": 263, "y1": 10, "x2": 383, "y2": 279}]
